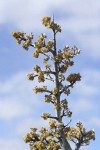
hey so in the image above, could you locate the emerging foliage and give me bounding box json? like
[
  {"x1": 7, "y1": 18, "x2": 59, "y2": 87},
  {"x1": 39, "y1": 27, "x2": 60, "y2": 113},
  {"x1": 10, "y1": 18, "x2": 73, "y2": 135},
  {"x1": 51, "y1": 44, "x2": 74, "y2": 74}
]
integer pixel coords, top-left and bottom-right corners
[{"x1": 12, "y1": 16, "x2": 95, "y2": 150}]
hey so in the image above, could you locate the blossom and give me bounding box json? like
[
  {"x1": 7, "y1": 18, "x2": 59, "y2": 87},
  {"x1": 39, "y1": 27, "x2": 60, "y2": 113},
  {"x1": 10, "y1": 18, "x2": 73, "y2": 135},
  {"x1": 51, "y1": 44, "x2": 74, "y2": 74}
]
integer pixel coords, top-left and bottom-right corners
[
  {"x1": 44, "y1": 95, "x2": 52, "y2": 103},
  {"x1": 46, "y1": 40, "x2": 54, "y2": 49},
  {"x1": 27, "y1": 73, "x2": 34, "y2": 80},
  {"x1": 41, "y1": 113, "x2": 51, "y2": 120},
  {"x1": 66, "y1": 73, "x2": 81, "y2": 83},
  {"x1": 49, "y1": 120, "x2": 56, "y2": 129},
  {"x1": 51, "y1": 88, "x2": 58, "y2": 95},
  {"x1": 33, "y1": 65, "x2": 41, "y2": 72},
  {"x1": 33, "y1": 86, "x2": 47, "y2": 93},
  {"x1": 60, "y1": 65, "x2": 67, "y2": 73},
  {"x1": 54, "y1": 102, "x2": 60, "y2": 109},
  {"x1": 42, "y1": 17, "x2": 51, "y2": 26},
  {"x1": 38, "y1": 71, "x2": 45, "y2": 82}
]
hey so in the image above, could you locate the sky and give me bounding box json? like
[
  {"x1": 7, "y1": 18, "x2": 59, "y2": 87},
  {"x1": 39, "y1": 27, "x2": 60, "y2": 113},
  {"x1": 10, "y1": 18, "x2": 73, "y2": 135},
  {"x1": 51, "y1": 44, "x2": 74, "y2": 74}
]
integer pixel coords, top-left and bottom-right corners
[{"x1": 0, "y1": 0, "x2": 100, "y2": 150}]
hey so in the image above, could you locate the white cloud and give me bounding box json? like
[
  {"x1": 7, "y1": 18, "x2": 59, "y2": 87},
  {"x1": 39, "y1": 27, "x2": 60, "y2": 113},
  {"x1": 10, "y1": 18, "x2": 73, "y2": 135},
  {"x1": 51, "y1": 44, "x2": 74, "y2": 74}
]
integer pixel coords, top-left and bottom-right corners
[
  {"x1": 73, "y1": 68, "x2": 100, "y2": 97},
  {"x1": 0, "y1": 70, "x2": 55, "y2": 120},
  {"x1": 0, "y1": 139, "x2": 28, "y2": 150},
  {"x1": 0, "y1": 99, "x2": 30, "y2": 120},
  {"x1": 81, "y1": 69, "x2": 100, "y2": 85},
  {"x1": 89, "y1": 117, "x2": 100, "y2": 128},
  {"x1": 0, "y1": 72, "x2": 40, "y2": 120},
  {"x1": 75, "y1": 81, "x2": 99, "y2": 96},
  {"x1": 71, "y1": 99, "x2": 94, "y2": 113},
  {"x1": 88, "y1": 116, "x2": 100, "y2": 128},
  {"x1": 16, "y1": 117, "x2": 49, "y2": 136},
  {"x1": 0, "y1": 0, "x2": 99, "y2": 59},
  {"x1": 0, "y1": 0, "x2": 68, "y2": 31}
]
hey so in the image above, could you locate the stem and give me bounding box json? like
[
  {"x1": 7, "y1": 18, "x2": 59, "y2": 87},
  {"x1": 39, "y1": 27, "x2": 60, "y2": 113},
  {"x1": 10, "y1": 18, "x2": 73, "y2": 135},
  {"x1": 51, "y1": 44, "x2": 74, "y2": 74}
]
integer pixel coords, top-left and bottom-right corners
[
  {"x1": 53, "y1": 30, "x2": 61, "y2": 122},
  {"x1": 53, "y1": 29, "x2": 72, "y2": 150},
  {"x1": 75, "y1": 143, "x2": 80, "y2": 150}
]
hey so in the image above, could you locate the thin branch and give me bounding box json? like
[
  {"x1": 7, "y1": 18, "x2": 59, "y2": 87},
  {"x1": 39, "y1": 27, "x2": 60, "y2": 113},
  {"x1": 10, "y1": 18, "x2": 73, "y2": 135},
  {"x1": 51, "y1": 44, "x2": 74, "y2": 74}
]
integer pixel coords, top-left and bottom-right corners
[{"x1": 48, "y1": 116, "x2": 58, "y2": 120}]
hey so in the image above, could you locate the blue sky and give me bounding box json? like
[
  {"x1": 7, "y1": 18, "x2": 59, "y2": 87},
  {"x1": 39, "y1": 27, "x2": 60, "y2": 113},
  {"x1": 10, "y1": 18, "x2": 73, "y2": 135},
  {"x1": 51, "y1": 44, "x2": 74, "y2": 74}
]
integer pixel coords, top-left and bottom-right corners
[{"x1": 0, "y1": 0, "x2": 100, "y2": 149}]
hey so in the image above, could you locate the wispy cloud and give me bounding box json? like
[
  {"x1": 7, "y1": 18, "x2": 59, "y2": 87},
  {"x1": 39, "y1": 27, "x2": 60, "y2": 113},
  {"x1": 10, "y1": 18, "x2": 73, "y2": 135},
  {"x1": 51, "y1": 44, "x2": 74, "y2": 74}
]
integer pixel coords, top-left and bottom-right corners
[
  {"x1": 89, "y1": 117, "x2": 100, "y2": 128},
  {"x1": 0, "y1": 0, "x2": 99, "y2": 59},
  {"x1": 71, "y1": 99, "x2": 95, "y2": 113},
  {"x1": 0, "y1": 72, "x2": 40, "y2": 120},
  {"x1": 0, "y1": 139, "x2": 27, "y2": 150},
  {"x1": 0, "y1": 98, "x2": 30, "y2": 120},
  {"x1": 73, "y1": 68, "x2": 100, "y2": 97},
  {"x1": 16, "y1": 117, "x2": 49, "y2": 136},
  {"x1": 0, "y1": 71, "x2": 55, "y2": 120}
]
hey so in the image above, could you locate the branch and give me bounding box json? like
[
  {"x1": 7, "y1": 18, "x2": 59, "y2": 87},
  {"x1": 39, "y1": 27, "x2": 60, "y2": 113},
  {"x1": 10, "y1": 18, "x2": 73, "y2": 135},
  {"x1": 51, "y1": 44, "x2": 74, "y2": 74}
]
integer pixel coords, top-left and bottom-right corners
[
  {"x1": 60, "y1": 81, "x2": 75, "y2": 95},
  {"x1": 49, "y1": 116, "x2": 58, "y2": 120}
]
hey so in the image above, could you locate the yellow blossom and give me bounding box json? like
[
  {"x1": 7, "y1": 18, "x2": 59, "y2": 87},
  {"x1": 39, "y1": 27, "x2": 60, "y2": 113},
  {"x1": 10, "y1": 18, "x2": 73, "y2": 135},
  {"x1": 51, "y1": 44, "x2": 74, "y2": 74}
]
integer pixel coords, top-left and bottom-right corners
[
  {"x1": 46, "y1": 40, "x2": 54, "y2": 49},
  {"x1": 42, "y1": 17, "x2": 51, "y2": 27},
  {"x1": 60, "y1": 65, "x2": 67, "y2": 73},
  {"x1": 27, "y1": 73, "x2": 34, "y2": 80},
  {"x1": 33, "y1": 86, "x2": 47, "y2": 93},
  {"x1": 45, "y1": 64, "x2": 51, "y2": 69},
  {"x1": 44, "y1": 95, "x2": 52, "y2": 103},
  {"x1": 54, "y1": 102, "x2": 60, "y2": 109},
  {"x1": 22, "y1": 39, "x2": 30, "y2": 50},
  {"x1": 41, "y1": 113, "x2": 51, "y2": 120},
  {"x1": 49, "y1": 120, "x2": 56, "y2": 129},
  {"x1": 51, "y1": 88, "x2": 58, "y2": 95},
  {"x1": 33, "y1": 65, "x2": 41, "y2": 72},
  {"x1": 38, "y1": 71, "x2": 45, "y2": 82}
]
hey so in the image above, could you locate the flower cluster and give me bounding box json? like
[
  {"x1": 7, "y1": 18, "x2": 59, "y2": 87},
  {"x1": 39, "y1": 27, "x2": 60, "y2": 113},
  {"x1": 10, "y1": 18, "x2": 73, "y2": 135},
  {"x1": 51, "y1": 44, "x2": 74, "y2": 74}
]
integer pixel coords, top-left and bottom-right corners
[
  {"x1": 38, "y1": 34, "x2": 47, "y2": 41},
  {"x1": 32, "y1": 33, "x2": 47, "y2": 58},
  {"x1": 49, "y1": 120, "x2": 65, "y2": 131},
  {"x1": 27, "y1": 73, "x2": 34, "y2": 80},
  {"x1": 35, "y1": 40, "x2": 43, "y2": 49},
  {"x1": 44, "y1": 95, "x2": 52, "y2": 103},
  {"x1": 61, "y1": 99, "x2": 68, "y2": 109},
  {"x1": 33, "y1": 65, "x2": 41, "y2": 72},
  {"x1": 24, "y1": 127, "x2": 61, "y2": 150},
  {"x1": 67, "y1": 122, "x2": 95, "y2": 146},
  {"x1": 38, "y1": 71, "x2": 45, "y2": 82},
  {"x1": 12, "y1": 32, "x2": 24, "y2": 44},
  {"x1": 63, "y1": 87, "x2": 70, "y2": 95},
  {"x1": 55, "y1": 52, "x2": 63, "y2": 63},
  {"x1": 44, "y1": 95, "x2": 56, "y2": 103},
  {"x1": 42, "y1": 17, "x2": 51, "y2": 27},
  {"x1": 24, "y1": 130, "x2": 39, "y2": 143},
  {"x1": 54, "y1": 102, "x2": 61, "y2": 109},
  {"x1": 61, "y1": 99, "x2": 72, "y2": 118},
  {"x1": 51, "y1": 88, "x2": 58, "y2": 95},
  {"x1": 46, "y1": 40, "x2": 54, "y2": 49},
  {"x1": 67, "y1": 111, "x2": 72, "y2": 117},
  {"x1": 60, "y1": 65, "x2": 67, "y2": 73},
  {"x1": 33, "y1": 49, "x2": 40, "y2": 58},
  {"x1": 66, "y1": 73, "x2": 81, "y2": 84},
  {"x1": 42, "y1": 17, "x2": 61, "y2": 32},
  {"x1": 33, "y1": 86, "x2": 47, "y2": 93},
  {"x1": 41, "y1": 113, "x2": 51, "y2": 120},
  {"x1": 49, "y1": 120, "x2": 56, "y2": 129},
  {"x1": 12, "y1": 32, "x2": 33, "y2": 50},
  {"x1": 63, "y1": 45, "x2": 80, "y2": 56}
]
